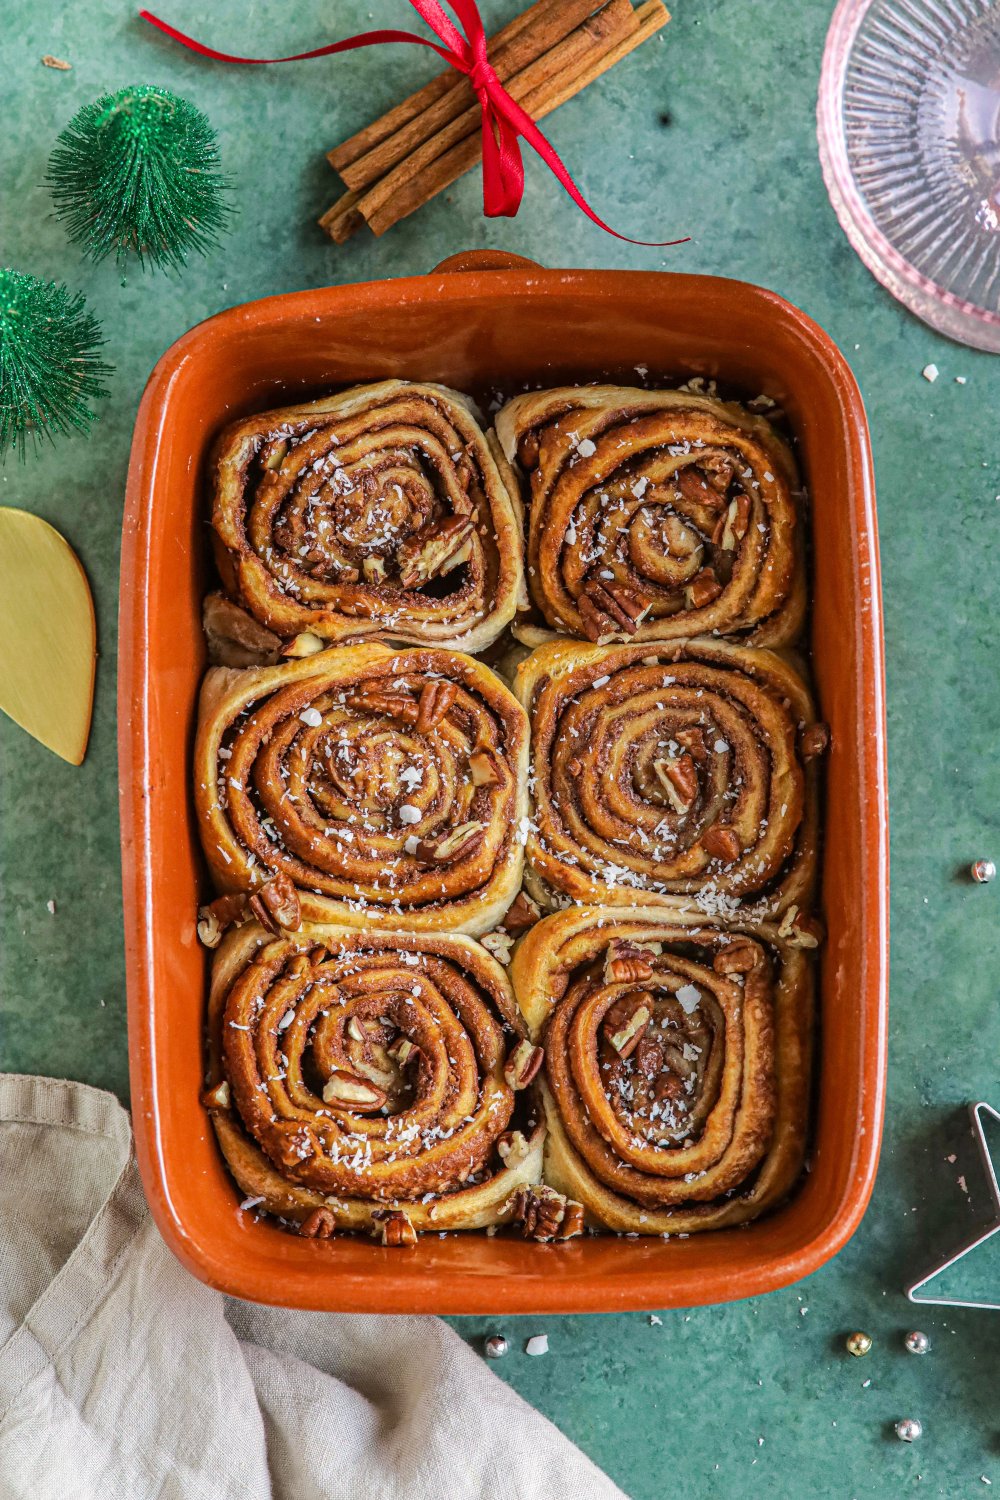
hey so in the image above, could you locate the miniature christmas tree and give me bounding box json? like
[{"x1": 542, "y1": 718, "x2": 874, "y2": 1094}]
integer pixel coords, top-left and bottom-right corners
[
  {"x1": 48, "y1": 85, "x2": 231, "y2": 273},
  {"x1": 0, "y1": 269, "x2": 111, "y2": 460}
]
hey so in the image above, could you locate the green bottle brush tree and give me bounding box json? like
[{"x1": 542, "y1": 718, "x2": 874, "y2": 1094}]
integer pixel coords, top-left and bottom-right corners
[
  {"x1": 0, "y1": 270, "x2": 111, "y2": 461},
  {"x1": 48, "y1": 85, "x2": 232, "y2": 273}
]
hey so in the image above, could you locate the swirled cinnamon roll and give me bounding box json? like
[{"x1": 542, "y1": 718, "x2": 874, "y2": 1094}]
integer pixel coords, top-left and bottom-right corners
[
  {"x1": 514, "y1": 638, "x2": 823, "y2": 927},
  {"x1": 495, "y1": 386, "x2": 804, "y2": 647},
  {"x1": 209, "y1": 381, "x2": 525, "y2": 658},
  {"x1": 511, "y1": 908, "x2": 812, "y2": 1234},
  {"x1": 194, "y1": 644, "x2": 529, "y2": 936},
  {"x1": 202, "y1": 922, "x2": 545, "y2": 1239}
]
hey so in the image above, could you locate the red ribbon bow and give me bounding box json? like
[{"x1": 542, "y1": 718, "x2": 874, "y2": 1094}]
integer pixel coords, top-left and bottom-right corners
[{"x1": 139, "y1": 0, "x2": 686, "y2": 245}]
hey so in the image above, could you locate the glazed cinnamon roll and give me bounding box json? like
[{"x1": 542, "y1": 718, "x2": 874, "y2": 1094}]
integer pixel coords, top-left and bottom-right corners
[
  {"x1": 511, "y1": 908, "x2": 812, "y2": 1233},
  {"x1": 515, "y1": 638, "x2": 823, "y2": 927},
  {"x1": 202, "y1": 922, "x2": 545, "y2": 1239},
  {"x1": 495, "y1": 386, "x2": 804, "y2": 647},
  {"x1": 194, "y1": 644, "x2": 529, "y2": 936},
  {"x1": 209, "y1": 380, "x2": 525, "y2": 658}
]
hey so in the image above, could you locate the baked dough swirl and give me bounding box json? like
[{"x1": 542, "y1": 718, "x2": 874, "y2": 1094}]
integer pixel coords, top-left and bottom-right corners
[
  {"x1": 203, "y1": 923, "x2": 545, "y2": 1238},
  {"x1": 515, "y1": 638, "x2": 822, "y2": 926},
  {"x1": 194, "y1": 644, "x2": 529, "y2": 936},
  {"x1": 511, "y1": 908, "x2": 811, "y2": 1233},
  {"x1": 209, "y1": 380, "x2": 525, "y2": 657},
  {"x1": 495, "y1": 386, "x2": 804, "y2": 647}
]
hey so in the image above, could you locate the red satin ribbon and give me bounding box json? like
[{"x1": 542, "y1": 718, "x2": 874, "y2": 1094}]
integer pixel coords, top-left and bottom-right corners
[{"x1": 139, "y1": 0, "x2": 686, "y2": 246}]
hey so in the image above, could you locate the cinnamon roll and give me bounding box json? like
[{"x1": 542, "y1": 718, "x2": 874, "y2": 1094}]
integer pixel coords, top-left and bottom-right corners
[
  {"x1": 511, "y1": 908, "x2": 812, "y2": 1233},
  {"x1": 515, "y1": 638, "x2": 823, "y2": 927},
  {"x1": 203, "y1": 922, "x2": 545, "y2": 1238},
  {"x1": 494, "y1": 386, "x2": 804, "y2": 647},
  {"x1": 209, "y1": 380, "x2": 525, "y2": 658},
  {"x1": 194, "y1": 644, "x2": 529, "y2": 936}
]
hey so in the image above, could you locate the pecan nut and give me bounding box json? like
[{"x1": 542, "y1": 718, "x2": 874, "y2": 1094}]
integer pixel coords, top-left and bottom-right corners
[
  {"x1": 653, "y1": 753, "x2": 699, "y2": 813},
  {"x1": 503, "y1": 1039, "x2": 545, "y2": 1090},
  {"x1": 416, "y1": 679, "x2": 458, "y2": 732},
  {"x1": 496, "y1": 1129, "x2": 532, "y2": 1169},
  {"x1": 280, "y1": 630, "x2": 327, "y2": 658},
  {"x1": 415, "y1": 820, "x2": 484, "y2": 864},
  {"x1": 714, "y1": 939, "x2": 764, "y2": 976},
  {"x1": 702, "y1": 824, "x2": 741, "y2": 862},
  {"x1": 511, "y1": 1185, "x2": 585, "y2": 1243},
  {"x1": 608, "y1": 999, "x2": 653, "y2": 1058},
  {"x1": 321, "y1": 1070, "x2": 387, "y2": 1110},
  {"x1": 684, "y1": 567, "x2": 723, "y2": 609},
  {"x1": 481, "y1": 930, "x2": 515, "y2": 966},
  {"x1": 248, "y1": 871, "x2": 301, "y2": 935},
  {"x1": 200, "y1": 1080, "x2": 231, "y2": 1110},
  {"x1": 799, "y1": 722, "x2": 830, "y2": 759},
  {"x1": 578, "y1": 574, "x2": 652, "y2": 642},
  {"x1": 397, "y1": 515, "x2": 474, "y2": 589},
  {"x1": 502, "y1": 890, "x2": 541, "y2": 935},
  {"x1": 469, "y1": 749, "x2": 501, "y2": 787},
  {"x1": 711, "y1": 492, "x2": 751, "y2": 549},
  {"x1": 373, "y1": 1209, "x2": 418, "y2": 1248},
  {"x1": 298, "y1": 1207, "x2": 337, "y2": 1240},
  {"x1": 603, "y1": 938, "x2": 656, "y2": 984},
  {"x1": 777, "y1": 906, "x2": 825, "y2": 950},
  {"x1": 197, "y1": 892, "x2": 249, "y2": 948},
  {"x1": 346, "y1": 684, "x2": 420, "y2": 724}
]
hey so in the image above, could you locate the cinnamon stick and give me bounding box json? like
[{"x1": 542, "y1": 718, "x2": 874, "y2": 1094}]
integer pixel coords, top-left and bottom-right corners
[
  {"x1": 334, "y1": 0, "x2": 607, "y2": 194},
  {"x1": 320, "y1": 0, "x2": 670, "y2": 244}
]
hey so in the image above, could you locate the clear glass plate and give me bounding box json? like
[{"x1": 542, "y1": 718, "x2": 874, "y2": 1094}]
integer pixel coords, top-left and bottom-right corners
[{"x1": 818, "y1": 0, "x2": 1000, "y2": 352}]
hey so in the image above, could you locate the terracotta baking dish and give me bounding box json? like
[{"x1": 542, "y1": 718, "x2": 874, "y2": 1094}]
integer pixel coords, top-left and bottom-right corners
[{"x1": 119, "y1": 250, "x2": 888, "y2": 1313}]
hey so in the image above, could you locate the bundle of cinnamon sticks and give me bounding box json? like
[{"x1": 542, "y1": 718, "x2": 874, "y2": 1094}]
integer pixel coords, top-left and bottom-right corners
[{"x1": 319, "y1": 0, "x2": 670, "y2": 243}]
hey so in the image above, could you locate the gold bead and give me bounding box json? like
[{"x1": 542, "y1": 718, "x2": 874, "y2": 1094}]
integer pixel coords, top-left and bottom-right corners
[{"x1": 846, "y1": 1331, "x2": 872, "y2": 1357}]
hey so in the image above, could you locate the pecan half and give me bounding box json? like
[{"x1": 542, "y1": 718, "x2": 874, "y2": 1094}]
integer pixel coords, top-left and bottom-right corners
[
  {"x1": 702, "y1": 825, "x2": 741, "y2": 862},
  {"x1": 634, "y1": 1036, "x2": 665, "y2": 1078},
  {"x1": 511, "y1": 1185, "x2": 584, "y2": 1242},
  {"x1": 675, "y1": 726, "x2": 710, "y2": 763},
  {"x1": 415, "y1": 820, "x2": 484, "y2": 864},
  {"x1": 362, "y1": 555, "x2": 387, "y2": 584},
  {"x1": 608, "y1": 1000, "x2": 652, "y2": 1058},
  {"x1": 712, "y1": 492, "x2": 751, "y2": 549},
  {"x1": 388, "y1": 1036, "x2": 420, "y2": 1067},
  {"x1": 714, "y1": 939, "x2": 764, "y2": 976},
  {"x1": 497, "y1": 1129, "x2": 532, "y2": 1169},
  {"x1": 373, "y1": 1209, "x2": 418, "y2": 1248},
  {"x1": 677, "y1": 461, "x2": 731, "y2": 510},
  {"x1": 346, "y1": 684, "x2": 419, "y2": 724},
  {"x1": 685, "y1": 567, "x2": 723, "y2": 609},
  {"x1": 248, "y1": 871, "x2": 302, "y2": 935},
  {"x1": 653, "y1": 752, "x2": 699, "y2": 813},
  {"x1": 799, "y1": 722, "x2": 830, "y2": 759},
  {"x1": 777, "y1": 906, "x2": 825, "y2": 949},
  {"x1": 397, "y1": 515, "x2": 474, "y2": 589},
  {"x1": 578, "y1": 574, "x2": 652, "y2": 641},
  {"x1": 298, "y1": 1207, "x2": 337, "y2": 1239},
  {"x1": 502, "y1": 890, "x2": 541, "y2": 935},
  {"x1": 280, "y1": 630, "x2": 326, "y2": 658},
  {"x1": 416, "y1": 679, "x2": 458, "y2": 732},
  {"x1": 604, "y1": 938, "x2": 655, "y2": 984},
  {"x1": 504, "y1": 1039, "x2": 545, "y2": 1090},
  {"x1": 197, "y1": 892, "x2": 249, "y2": 948},
  {"x1": 322, "y1": 1070, "x2": 387, "y2": 1110},
  {"x1": 469, "y1": 749, "x2": 501, "y2": 787},
  {"x1": 481, "y1": 931, "x2": 515, "y2": 966},
  {"x1": 200, "y1": 1080, "x2": 230, "y2": 1110}
]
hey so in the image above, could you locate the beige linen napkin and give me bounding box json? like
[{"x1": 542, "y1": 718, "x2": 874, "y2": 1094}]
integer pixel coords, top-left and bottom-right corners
[{"x1": 0, "y1": 1074, "x2": 626, "y2": 1500}]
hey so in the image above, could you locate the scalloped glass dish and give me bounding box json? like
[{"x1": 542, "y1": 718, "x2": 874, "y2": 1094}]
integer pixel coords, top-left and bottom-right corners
[{"x1": 818, "y1": 0, "x2": 1000, "y2": 352}]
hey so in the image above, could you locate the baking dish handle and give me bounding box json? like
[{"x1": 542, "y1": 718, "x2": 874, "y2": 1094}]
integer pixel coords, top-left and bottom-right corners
[{"x1": 429, "y1": 249, "x2": 542, "y2": 275}]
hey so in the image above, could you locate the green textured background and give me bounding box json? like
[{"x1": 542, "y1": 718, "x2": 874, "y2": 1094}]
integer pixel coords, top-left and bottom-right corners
[{"x1": 3, "y1": 1, "x2": 1000, "y2": 1494}]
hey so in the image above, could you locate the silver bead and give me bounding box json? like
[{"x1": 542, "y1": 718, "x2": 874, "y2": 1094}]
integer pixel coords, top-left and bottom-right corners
[
  {"x1": 971, "y1": 859, "x2": 996, "y2": 884},
  {"x1": 895, "y1": 1418, "x2": 923, "y2": 1443},
  {"x1": 484, "y1": 1334, "x2": 509, "y2": 1359},
  {"x1": 904, "y1": 1330, "x2": 930, "y2": 1355}
]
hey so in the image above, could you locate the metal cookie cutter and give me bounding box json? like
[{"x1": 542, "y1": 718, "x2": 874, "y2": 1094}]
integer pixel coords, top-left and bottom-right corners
[{"x1": 906, "y1": 1102, "x2": 1000, "y2": 1312}]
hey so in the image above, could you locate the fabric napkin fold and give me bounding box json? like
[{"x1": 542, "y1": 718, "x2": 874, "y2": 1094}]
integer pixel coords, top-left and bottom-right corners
[{"x1": 0, "y1": 1073, "x2": 626, "y2": 1499}]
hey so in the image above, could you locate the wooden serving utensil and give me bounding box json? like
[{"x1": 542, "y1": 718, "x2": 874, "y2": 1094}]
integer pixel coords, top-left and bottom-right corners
[{"x1": 0, "y1": 507, "x2": 96, "y2": 764}]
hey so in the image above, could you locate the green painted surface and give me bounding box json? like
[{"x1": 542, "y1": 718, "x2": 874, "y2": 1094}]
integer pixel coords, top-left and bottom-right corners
[{"x1": 2, "y1": 1, "x2": 999, "y2": 1494}]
